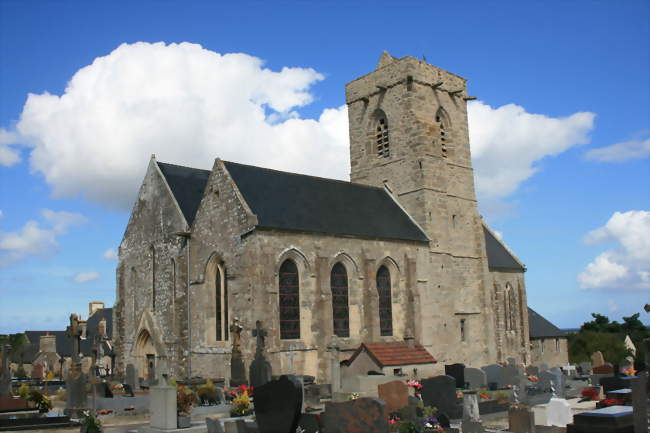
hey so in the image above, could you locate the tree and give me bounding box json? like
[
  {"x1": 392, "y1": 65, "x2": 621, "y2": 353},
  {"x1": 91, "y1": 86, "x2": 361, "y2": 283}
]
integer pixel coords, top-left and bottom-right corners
[{"x1": 568, "y1": 330, "x2": 631, "y2": 364}]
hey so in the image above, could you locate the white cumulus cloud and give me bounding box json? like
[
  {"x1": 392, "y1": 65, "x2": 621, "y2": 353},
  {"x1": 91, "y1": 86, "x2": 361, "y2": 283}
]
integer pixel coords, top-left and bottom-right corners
[
  {"x1": 0, "y1": 128, "x2": 21, "y2": 166},
  {"x1": 0, "y1": 210, "x2": 87, "y2": 267},
  {"x1": 467, "y1": 101, "x2": 595, "y2": 198},
  {"x1": 578, "y1": 210, "x2": 650, "y2": 290},
  {"x1": 102, "y1": 248, "x2": 118, "y2": 260},
  {"x1": 15, "y1": 42, "x2": 347, "y2": 209},
  {"x1": 585, "y1": 138, "x2": 650, "y2": 162},
  {"x1": 72, "y1": 271, "x2": 100, "y2": 283}
]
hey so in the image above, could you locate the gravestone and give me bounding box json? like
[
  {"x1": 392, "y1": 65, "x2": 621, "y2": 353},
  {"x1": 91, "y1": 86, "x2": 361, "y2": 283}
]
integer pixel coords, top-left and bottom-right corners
[
  {"x1": 206, "y1": 417, "x2": 224, "y2": 433},
  {"x1": 600, "y1": 375, "x2": 632, "y2": 393},
  {"x1": 224, "y1": 420, "x2": 246, "y2": 433},
  {"x1": 578, "y1": 362, "x2": 591, "y2": 375},
  {"x1": 249, "y1": 321, "x2": 272, "y2": 388},
  {"x1": 538, "y1": 363, "x2": 549, "y2": 372},
  {"x1": 445, "y1": 363, "x2": 466, "y2": 389},
  {"x1": 378, "y1": 380, "x2": 409, "y2": 414},
  {"x1": 593, "y1": 362, "x2": 614, "y2": 374},
  {"x1": 525, "y1": 366, "x2": 539, "y2": 376},
  {"x1": 482, "y1": 364, "x2": 504, "y2": 388},
  {"x1": 508, "y1": 405, "x2": 535, "y2": 433},
  {"x1": 548, "y1": 367, "x2": 565, "y2": 398},
  {"x1": 32, "y1": 363, "x2": 44, "y2": 379},
  {"x1": 461, "y1": 391, "x2": 484, "y2": 433},
  {"x1": 122, "y1": 383, "x2": 134, "y2": 397},
  {"x1": 95, "y1": 381, "x2": 113, "y2": 398},
  {"x1": 571, "y1": 405, "x2": 633, "y2": 432},
  {"x1": 547, "y1": 397, "x2": 572, "y2": 427},
  {"x1": 503, "y1": 364, "x2": 520, "y2": 387},
  {"x1": 0, "y1": 345, "x2": 10, "y2": 398},
  {"x1": 465, "y1": 368, "x2": 487, "y2": 390},
  {"x1": 254, "y1": 375, "x2": 302, "y2": 433},
  {"x1": 321, "y1": 397, "x2": 389, "y2": 433},
  {"x1": 421, "y1": 375, "x2": 461, "y2": 419},
  {"x1": 65, "y1": 313, "x2": 88, "y2": 417},
  {"x1": 229, "y1": 318, "x2": 247, "y2": 387},
  {"x1": 591, "y1": 351, "x2": 605, "y2": 367},
  {"x1": 126, "y1": 364, "x2": 137, "y2": 390},
  {"x1": 538, "y1": 371, "x2": 555, "y2": 393},
  {"x1": 149, "y1": 383, "x2": 177, "y2": 430},
  {"x1": 631, "y1": 372, "x2": 648, "y2": 433}
]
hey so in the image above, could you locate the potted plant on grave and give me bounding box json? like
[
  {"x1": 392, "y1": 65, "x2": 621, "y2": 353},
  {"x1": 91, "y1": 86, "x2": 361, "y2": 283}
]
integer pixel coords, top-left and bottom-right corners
[
  {"x1": 79, "y1": 411, "x2": 102, "y2": 433},
  {"x1": 27, "y1": 389, "x2": 52, "y2": 413},
  {"x1": 197, "y1": 380, "x2": 218, "y2": 405},
  {"x1": 228, "y1": 385, "x2": 253, "y2": 417},
  {"x1": 176, "y1": 386, "x2": 196, "y2": 428}
]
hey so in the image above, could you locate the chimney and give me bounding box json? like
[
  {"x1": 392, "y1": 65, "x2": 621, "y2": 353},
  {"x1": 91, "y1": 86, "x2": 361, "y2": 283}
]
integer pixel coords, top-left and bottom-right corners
[
  {"x1": 39, "y1": 334, "x2": 56, "y2": 354},
  {"x1": 88, "y1": 301, "x2": 104, "y2": 317},
  {"x1": 404, "y1": 328, "x2": 415, "y2": 349}
]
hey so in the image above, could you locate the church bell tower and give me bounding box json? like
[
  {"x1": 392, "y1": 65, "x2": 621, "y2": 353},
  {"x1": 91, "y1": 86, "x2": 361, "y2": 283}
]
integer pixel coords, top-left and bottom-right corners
[{"x1": 346, "y1": 52, "x2": 495, "y2": 364}]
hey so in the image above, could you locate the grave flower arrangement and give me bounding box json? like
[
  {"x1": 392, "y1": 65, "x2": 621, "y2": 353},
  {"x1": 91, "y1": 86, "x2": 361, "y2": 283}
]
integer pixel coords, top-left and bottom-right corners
[
  {"x1": 527, "y1": 375, "x2": 539, "y2": 382},
  {"x1": 406, "y1": 379, "x2": 422, "y2": 396},
  {"x1": 27, "y1": 389, "x2": 52, "y2": 413},
  {"x1": 600, "y1": 397, "x2": 626, "y2": 407},
  {"x1": 228, "y1": 385, "x2": 253, "y2": 417},
  {"x1": 580, "y1": 387, "x2": 599, "y2": 401},
  {"x1": 79, "y1": 411, "x2": 102, "y2": 433},
  {"x1": 621, "y1": 365, "x2": 636, "y2": 377},
  {"x1": 197, "y1": 380, "x2": 219, "y2": 405},
  {"x1": 176, "y1": 385, "x2": 197, "y2": 415}
]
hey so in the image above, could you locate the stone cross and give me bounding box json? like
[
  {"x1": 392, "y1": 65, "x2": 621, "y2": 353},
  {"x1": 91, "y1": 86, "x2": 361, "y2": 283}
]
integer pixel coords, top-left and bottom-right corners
[
  {"x1": 229, "y1": 317, "x2": 243, "y2": 353},
  {"x1": 252, "y1": 320, "x2": 267, "y2": 359},
  {"x1": 66, "y1": 314, "x2": 84, "y2": 365}
]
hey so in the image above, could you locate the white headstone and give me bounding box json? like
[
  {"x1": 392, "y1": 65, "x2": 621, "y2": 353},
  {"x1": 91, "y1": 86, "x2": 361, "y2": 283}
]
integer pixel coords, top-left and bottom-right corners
[{"x1": 547, "y1": 397, "x2": 572, "y2": 427}]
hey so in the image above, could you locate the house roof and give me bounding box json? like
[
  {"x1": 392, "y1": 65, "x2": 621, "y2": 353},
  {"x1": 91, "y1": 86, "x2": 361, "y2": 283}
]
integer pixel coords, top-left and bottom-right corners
[
  {"x1": 347, "y1": 342, "x2": 437, "y2": 367},
  {"x1": 483, "y1": 226, "x2": 525, "y2": 271},
  {"x1": 528, "y1": 307, "x2": 566, "y2": 338},
  {"x1": 157, "y1": 162, "x2": 211, "y2": 225}
]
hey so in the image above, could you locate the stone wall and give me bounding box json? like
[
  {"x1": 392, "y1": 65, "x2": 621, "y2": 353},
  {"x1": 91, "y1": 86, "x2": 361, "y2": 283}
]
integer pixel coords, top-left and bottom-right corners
[{"x1": 530, "y1": 337, "x2": 569, "y2": 367}]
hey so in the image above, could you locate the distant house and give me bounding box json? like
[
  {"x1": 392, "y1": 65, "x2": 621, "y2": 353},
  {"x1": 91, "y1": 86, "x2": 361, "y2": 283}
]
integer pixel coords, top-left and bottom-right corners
[
  {"x1": 528, "y1": 307, "x2": 568, "y2": 367},
  {"x1": 8, "y1": 302, "x2": 114, "y2": 378},
  {"x1": 342, "y1": 340, "x2": 437, "y2": 379}
]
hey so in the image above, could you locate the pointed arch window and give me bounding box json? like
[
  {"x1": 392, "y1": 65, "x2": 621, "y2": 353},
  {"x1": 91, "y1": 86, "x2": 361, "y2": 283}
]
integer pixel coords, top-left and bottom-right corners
[
  {"x1": 374, "y1": 110, "x2": 390, "y2": 158},
  {"x1": 151, "y1": 246, "x2": 156, "y2": 311},
  {"x1": 215, "y1": 266, "x2": 229, "y2": 341},
  {"x1": 331, "y1": 263, "x2": 350, "y2": 338},
  {"x1": 435, "y1": 108, "x2": 450, "y2": 158},
  {"x1": 377, "y1": 265, "x2": 393, "y2": 336},
  {"x1": 279, "y1": 260, "x2": 300, "y2": 339},
  {"x1": 504, "y1": 283, "x2": 516, "y2": 331}
]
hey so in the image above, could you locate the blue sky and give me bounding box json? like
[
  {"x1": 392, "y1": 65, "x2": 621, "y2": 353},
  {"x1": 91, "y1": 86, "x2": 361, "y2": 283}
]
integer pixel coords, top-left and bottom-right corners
[{"x1": 0, "y1": 0, "x2": 648, "y2": 333}]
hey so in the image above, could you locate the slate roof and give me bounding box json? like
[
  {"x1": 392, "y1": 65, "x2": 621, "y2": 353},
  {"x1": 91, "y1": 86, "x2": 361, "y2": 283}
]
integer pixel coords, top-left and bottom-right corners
[
  {"x1": 157, "y1": 162, "x2": 211, "y2": 225},
  {"x1": 483, "y1": 226, "x2": 524, "y2": 271},
  {"x1": 528, "y1": 307, "x2": 566, "y2": 338},
  {"x1": 223, "y1": 161, "x2": 429, "y2": 242},
  {"x1": 347, "y1": 342, "x2": 437, "y2": 367}
]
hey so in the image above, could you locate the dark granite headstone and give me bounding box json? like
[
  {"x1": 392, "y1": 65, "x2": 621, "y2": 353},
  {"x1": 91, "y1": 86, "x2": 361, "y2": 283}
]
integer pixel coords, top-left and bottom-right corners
[
  {"x1": 570, "y1": 405, "x2": 633, "y2": 433},
  {"x1": 482, "y1": 364, "x2": 504, "y2": 388},
  {"x1": 254, "y1": 374, "x2": 302, "y2": 433},
  {"x1": 465, "y1": 368, "x2": 487, "y2": 389},
  {"x1": 548, "y1": 367, "x2": 565, "y2": 397},
  {"x1": 601, "y1": 376, "x2": 634, "y2": 393},
  {"x1": 503, "y1": 365, "x2": 520, "y2": 387},
  {"x1": 122, "y1": 383, "x2": 134, "y2": 397},
  {"x1": 630, "y1": 373, "x2": 647, "y2": 433},
  {"x1": 298, "y1": 413, "x2": 321, "y2": 433},
  {"x1": 321, "y1": 397, "x2": 389, "y2": 433},
  {"x1": 525, "y1": 366, "x2": 539, "y2": 376},
  {"x1": 125, "y1": 364, "x2": 137, "y2": 390},
  {"x1": 421, "y1": 375, "x2": 461, "y2": 419},
  {"x1": 445, "y1": 363, "x2": 466, "y2": 389},
  {"x1": 538, "y1": 371, "x2": 555, "y2": 393},
  {"x1": 95, "y1": 381, "x2": 113, "y2": 398}
]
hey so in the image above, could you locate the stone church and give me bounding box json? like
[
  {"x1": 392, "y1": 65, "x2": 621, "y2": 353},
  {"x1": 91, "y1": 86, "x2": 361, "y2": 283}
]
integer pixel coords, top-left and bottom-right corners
[{"x1": 113, "y1": 52, "x2": 532, "y2": 383}]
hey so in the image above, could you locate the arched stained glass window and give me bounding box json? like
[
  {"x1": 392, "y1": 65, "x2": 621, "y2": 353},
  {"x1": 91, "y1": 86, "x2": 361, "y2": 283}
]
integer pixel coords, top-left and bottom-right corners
[
  {"x1": 214, "y1": 265, "x2": 229, "y2": 342},
  {"x1": 377, "y1": 265, "x2": 393, "y2": 336},
  {"x1": 330, "y1": 263, "x2": 349, "y2": 338},
  {"x1": 279, "y1": 260, "x2": 300, "y2": 339}
]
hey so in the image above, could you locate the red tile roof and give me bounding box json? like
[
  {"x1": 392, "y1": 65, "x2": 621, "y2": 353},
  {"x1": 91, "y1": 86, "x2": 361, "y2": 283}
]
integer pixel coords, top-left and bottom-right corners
[{"x1": 347, "y1": 341, "x2": 437, "y2": 367}]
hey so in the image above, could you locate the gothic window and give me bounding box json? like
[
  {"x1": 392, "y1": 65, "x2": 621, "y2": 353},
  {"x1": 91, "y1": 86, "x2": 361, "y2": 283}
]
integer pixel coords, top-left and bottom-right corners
[
  {"x1": 555, "y1": 338, "x2": 560, "y2": 352},
  {"x1": 377, "y1": 265, "x2": 393, "y2": 336},
  {"x1": 213, "y1": 264, "x2": 229, "y2": 342},
  {"x1": 330, "y1": 263, "x2": 350, "y2": 338},
  {"x1": 279, "y1": 260, "x2": 300, "y2": 339},
  {"x1": 506, "y1": 283, "x2": 516, "y2": 331},
  {"x1": 374, "y1": 111, "x2": 390, "y2": 158},
  {"x1": 504, "y1": 285, "x2": 511, "y2": 331},
  {"x1": 460, "y1": 319, "x2": 466, "y2": 342},
  {"x1": 435, "y1": 108, "x2": 450, "y2": 158}
]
